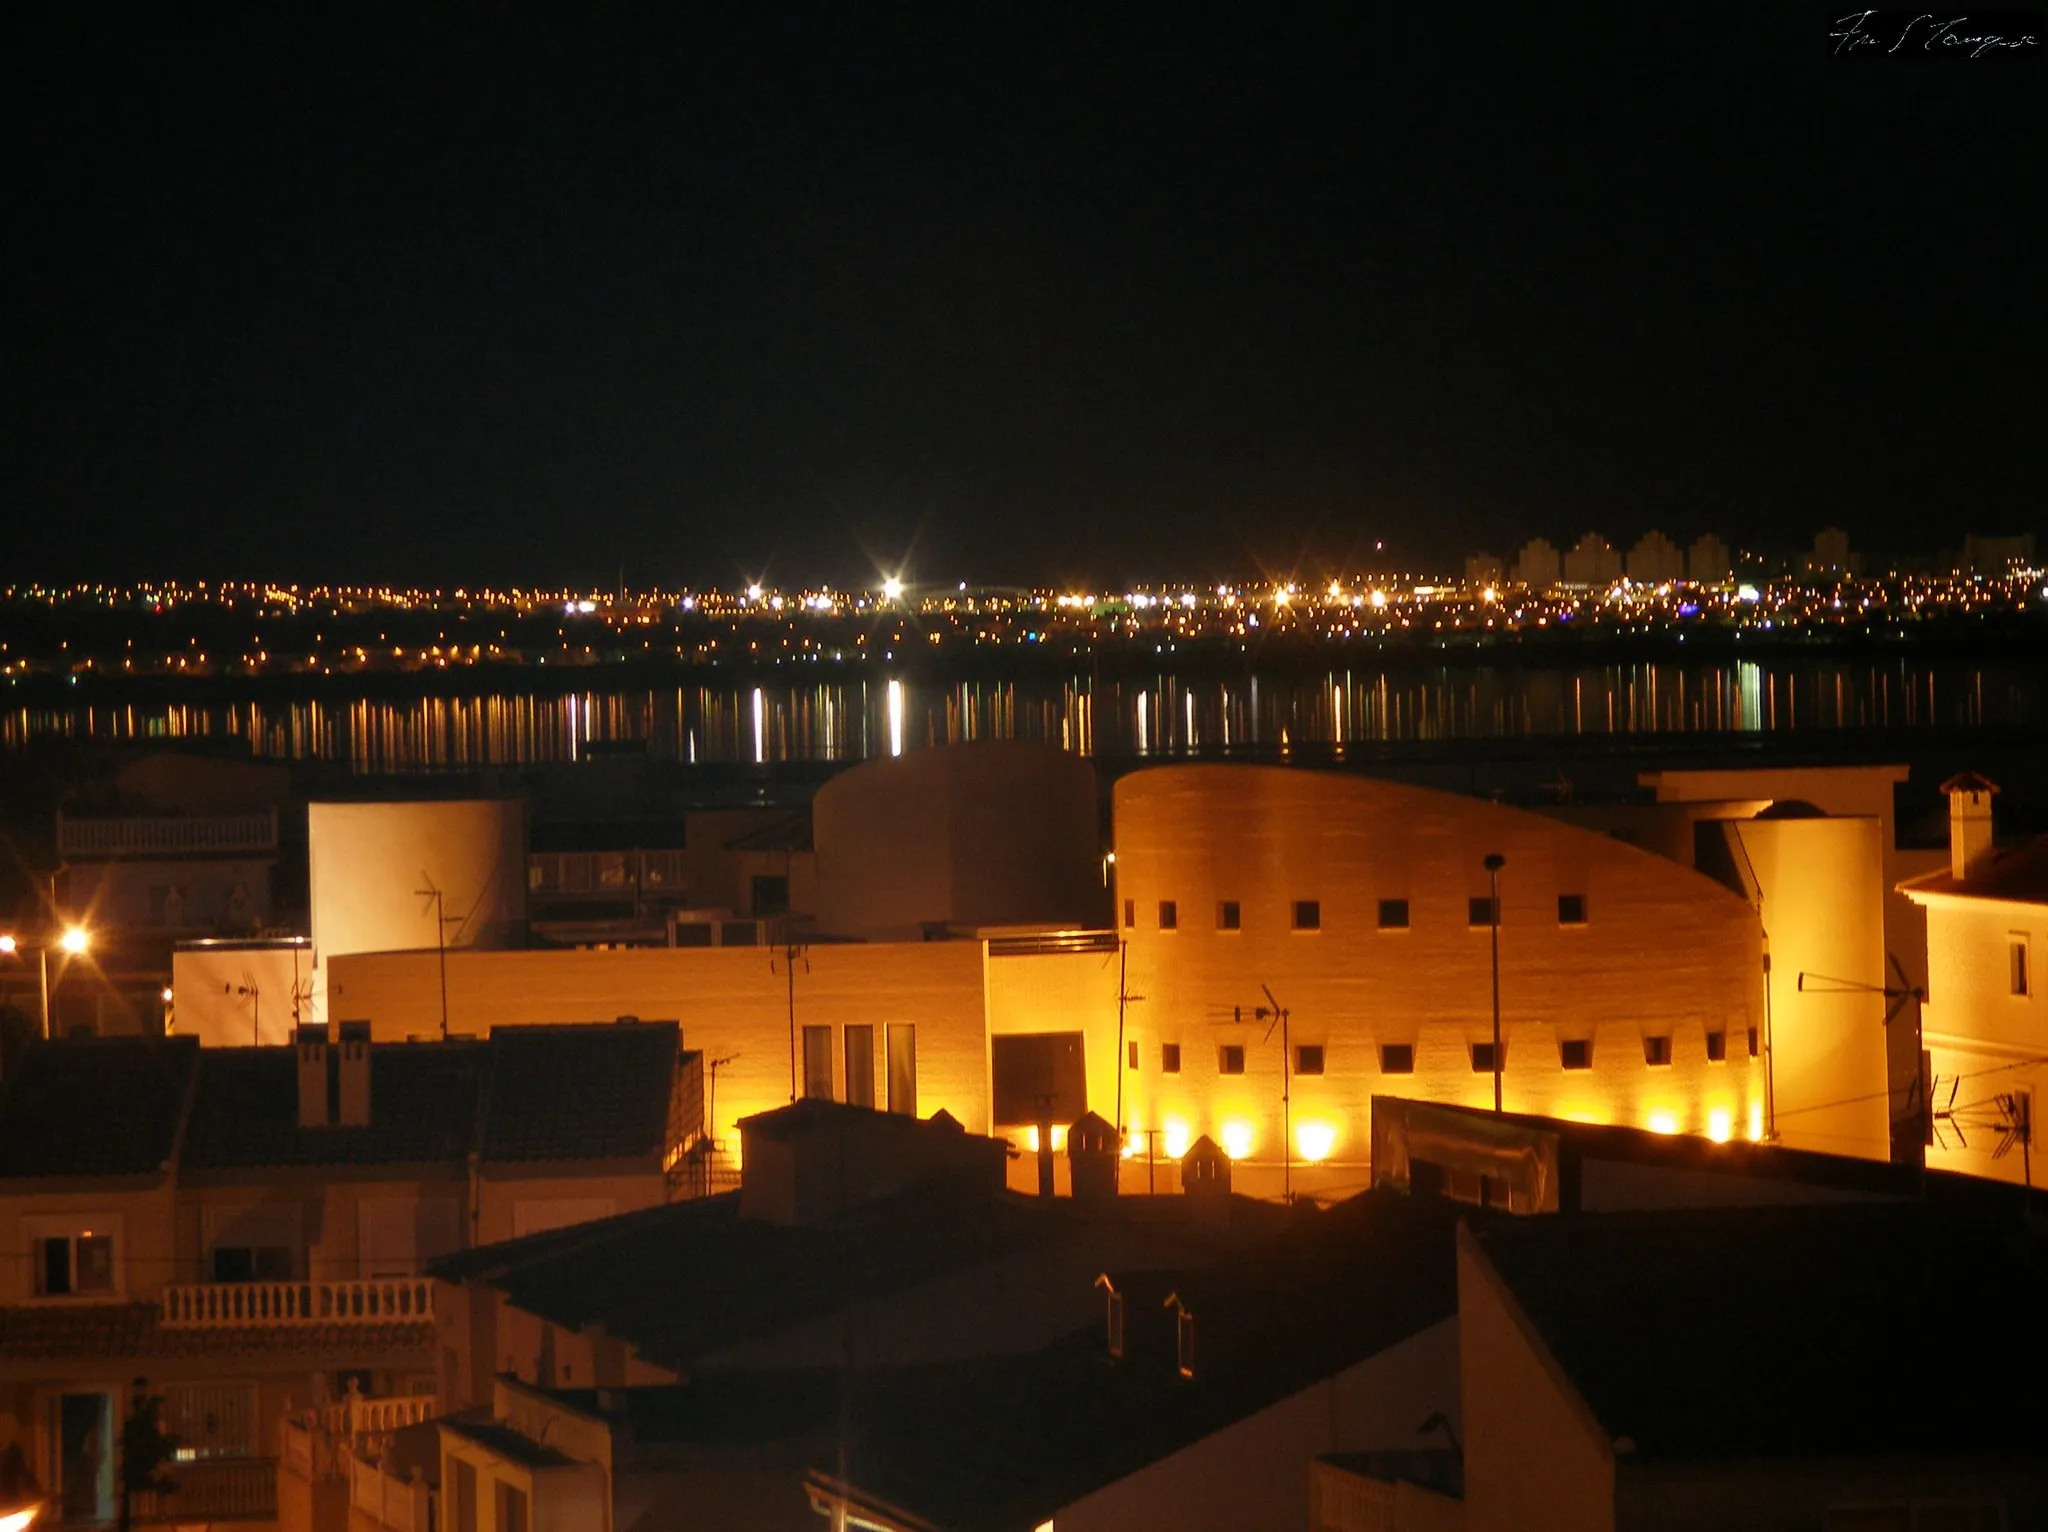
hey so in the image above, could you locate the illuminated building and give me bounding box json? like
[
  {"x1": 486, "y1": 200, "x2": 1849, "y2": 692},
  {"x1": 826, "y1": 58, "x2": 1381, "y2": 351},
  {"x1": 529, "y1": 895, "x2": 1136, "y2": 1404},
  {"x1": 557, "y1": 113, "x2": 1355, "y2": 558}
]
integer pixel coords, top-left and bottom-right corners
[
  {"x1": 1900, "y1": 774, "x2": 2045, "y2": 1191},
  {"x1": 1624, "y1": 531, "x2": 1683, "y2": 585}
]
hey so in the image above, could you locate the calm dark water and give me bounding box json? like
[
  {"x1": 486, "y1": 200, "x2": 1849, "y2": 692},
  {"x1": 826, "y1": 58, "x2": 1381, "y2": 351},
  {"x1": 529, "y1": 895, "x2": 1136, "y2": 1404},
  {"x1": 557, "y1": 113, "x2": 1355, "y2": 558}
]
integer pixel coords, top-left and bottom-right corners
[{"x1": 3, "y1": 660, "x2": 2042, "y2": 772}]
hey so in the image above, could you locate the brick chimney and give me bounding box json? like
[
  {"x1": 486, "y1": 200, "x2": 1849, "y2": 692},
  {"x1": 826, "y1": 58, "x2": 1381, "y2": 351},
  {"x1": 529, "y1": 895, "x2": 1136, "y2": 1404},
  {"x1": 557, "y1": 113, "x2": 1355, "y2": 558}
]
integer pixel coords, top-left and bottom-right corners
[
  {"x1": 1942, "y1": 773, "x2": 1998, "y2": 881},
  {"x1": 296, "y1": 1024, "x2": 330, "y2": 1130},
  {"x1": 336, "y1": 1020, "x2": 372, "y2": 1128}
]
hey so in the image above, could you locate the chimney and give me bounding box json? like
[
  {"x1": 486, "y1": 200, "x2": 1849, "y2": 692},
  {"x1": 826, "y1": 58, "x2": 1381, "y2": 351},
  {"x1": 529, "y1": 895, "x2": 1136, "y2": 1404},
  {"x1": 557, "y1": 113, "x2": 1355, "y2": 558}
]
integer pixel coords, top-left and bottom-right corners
[
  {"x1": 336, "y1": 1020, "x2": 372, "y2": 1128},
  {"x1": 1067, "y1": 1111, "x2": 1120, "y2": 1206},
  {"x1": 1943, "y1": 773, "x2": 1999, "y2": 881},
  {"x1": 296, "y1": 1024, "x2": 330, "y2": 1130}
]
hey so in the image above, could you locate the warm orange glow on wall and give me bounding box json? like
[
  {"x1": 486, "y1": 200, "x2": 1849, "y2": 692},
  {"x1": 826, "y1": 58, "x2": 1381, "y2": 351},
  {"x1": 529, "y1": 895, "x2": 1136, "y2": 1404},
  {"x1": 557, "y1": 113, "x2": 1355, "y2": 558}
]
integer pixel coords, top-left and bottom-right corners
[
  {"x1": 1646, "y1": 1110, "x2": 1681, "y2": 1136},
  {"x1": 1706, "y1": 1108, "x2": 1734, "y2": 1143},
  {"x1": 1295, "y1": 1121, "x2": 1337, "y2": 1162},
  {"x1": 1747, "y1": 1101, "x2": 1765, "y2": 1142},
  {"x1": 1162, "y1": 1119, "x2": 1191, "y2": 1159},
  {"x1": 1219, "y1": 1120, "x2": 1255, "y2": 1159}
]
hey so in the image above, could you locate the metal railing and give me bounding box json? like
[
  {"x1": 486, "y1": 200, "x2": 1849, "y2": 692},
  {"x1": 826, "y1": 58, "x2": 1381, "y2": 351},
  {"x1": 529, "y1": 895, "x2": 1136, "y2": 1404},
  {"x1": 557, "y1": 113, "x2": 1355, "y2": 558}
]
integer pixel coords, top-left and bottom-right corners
[
  {"x1": 131, "y1": 1457, "x2": 277, "y2": 1522},
  {"x1": 159, "y1": 1276, "x2": 434, "y2": 1328},
  {"x1": 58, "y1": 811, "x2": 278, "y2": 858},
  {"x1": 986, "y1": 929, "x2": 1119, "y2": 957}
]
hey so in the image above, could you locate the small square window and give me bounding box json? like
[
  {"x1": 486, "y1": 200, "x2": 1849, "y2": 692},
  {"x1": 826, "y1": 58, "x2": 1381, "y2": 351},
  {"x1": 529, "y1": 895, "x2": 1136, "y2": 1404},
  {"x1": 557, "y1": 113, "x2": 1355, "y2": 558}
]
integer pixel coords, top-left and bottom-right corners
[
  {"x1": 1468, "y1": 896, "x2": 1499, "y2": 927},
  {"x1": 1558, "y1": 894, "x2": 1587, "y2": 925},
  {"x1": 1747, "y1": 1025, "x2": 1760, "y2": 1058},
  {"x1": 1123, "y1": 899, "x2": 1135, "y2": 929},
  {"x1": 1294, "y1": 1044, "x2": 1325, "y2": 1076},
  {"x1": 1471, "y1": 1042, "x2": 1502, "y2": 1073},
  {"x1": 1560, "y1": 1039, "x2": 1592, "y2": 1070},
  {"x1": 1643, "y1": 1035, "x2": 1672, "y2": 1067},
  {"x1": 1379, "y1": 1043, "x2": 1415, "y2": 1074},
  {"x1": 1218, "y1": 1044, "x2": 1246, "y2": 1075},
  {"x1": 1158, "y1": 900, "x2": 1178, "y2": 931},
  {"x1": 1377, "y1": 898, "x2": 1410, "y2": 930},
  {"x1": 1216, "y1": 900, "x2": 1241, "y2": 931},
  {"x1": 1705, "y1": 1029, "x2": 1727, "y2": 1063},
  {"x1": 1128, "y1": 1041, "x2": 1140, "y2": 1070},
  {"x1": 1161, "y1": 1043, "x2": 1181, "y2": 1074},
  {"x1": 1292, "y1": 900, "x2": 1321, "y2": 931}
]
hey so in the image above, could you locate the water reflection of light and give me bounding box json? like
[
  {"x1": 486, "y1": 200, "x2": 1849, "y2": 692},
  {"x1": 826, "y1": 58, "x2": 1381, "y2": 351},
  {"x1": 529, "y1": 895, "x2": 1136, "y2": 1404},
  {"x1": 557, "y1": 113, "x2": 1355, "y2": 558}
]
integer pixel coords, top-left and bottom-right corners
[
  {"x1": 751, "y1": 688, "x2": 765, "y2": 764},
  {"x1": 887, "y1": 678, "x2": 904, "y2": 757}
]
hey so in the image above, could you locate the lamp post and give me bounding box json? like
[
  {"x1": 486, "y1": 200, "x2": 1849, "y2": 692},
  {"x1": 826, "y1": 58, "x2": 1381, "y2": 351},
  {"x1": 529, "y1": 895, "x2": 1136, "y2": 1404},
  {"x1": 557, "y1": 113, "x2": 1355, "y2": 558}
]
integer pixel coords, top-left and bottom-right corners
[
  {"x1": 0, "y1": 925, "x2": 91, "y2": 1041},
  {"x1": 1484, "y1": 853, "x2": 1506, "y2": 1113}
]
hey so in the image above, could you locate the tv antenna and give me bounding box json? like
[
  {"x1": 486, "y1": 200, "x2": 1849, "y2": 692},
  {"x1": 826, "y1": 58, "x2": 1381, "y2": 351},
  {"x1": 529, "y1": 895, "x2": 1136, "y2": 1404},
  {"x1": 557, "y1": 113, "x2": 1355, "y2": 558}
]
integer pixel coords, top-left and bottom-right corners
[
  {"x1": 1113, "y1": 941, "x2": 1145, "y2": 1155},
  {"x1": 228, "y1": 976, "x2": 260, "y2": 1046},
  {"x1": 770, "y1": 941, "x2": 809, "y2": 1101},
  {"x1": 1209, "y1": 983, "x2": 1293, "y2": 1203},
  {"x1": 416, "y1": 874, "x2": 454, "y2": 1040},
  {"x1": 1929, "y1": 1075, "x2": 2033, "y2": 1192},
  {"x1": 1796, "y1": 954, "x2": 1929, "y2": 1147}
]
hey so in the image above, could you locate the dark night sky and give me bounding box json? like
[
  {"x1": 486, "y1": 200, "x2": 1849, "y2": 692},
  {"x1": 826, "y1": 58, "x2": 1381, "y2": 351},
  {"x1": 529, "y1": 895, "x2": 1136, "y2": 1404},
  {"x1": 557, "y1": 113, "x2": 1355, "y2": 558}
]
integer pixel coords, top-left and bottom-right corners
[{"x1": 4, "y1": 6, "x2": 2041, "y2": 588}]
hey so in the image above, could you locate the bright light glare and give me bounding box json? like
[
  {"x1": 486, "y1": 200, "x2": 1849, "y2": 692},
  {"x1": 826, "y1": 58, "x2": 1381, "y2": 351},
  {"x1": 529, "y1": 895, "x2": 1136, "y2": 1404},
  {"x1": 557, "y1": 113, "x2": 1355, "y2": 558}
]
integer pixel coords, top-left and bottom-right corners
[
  {"x1": 0, "y1": 1506, "x2": 44, "y2": 1532},
  {"x1": 1748, "y1": 1102, "x2": 1766, "y2": 1142},
  {"x1": 882, "y1": 576, "x2": 904, "y2": 601},
  {"x1": 1296, "y1": 1122, "x2": 1337, "y2": 1163},
  {"x1": 60, "y1": 927, "x2": 88, "y2": 956},
  {"x1": 1220, "y1": 1120, "x2": 1254, "y2": 1160},
  {"x1": 1369, "y1": 589, "x2": 1387, "y2": 610},
  {"x1": 1706, "y1": 1109, "x2": 1733, "y2": 1144},
  {"x1": 0, "y1": 935, "x2": 15, "y2": 955},
  {"x1": 161, "y1": 987, "x2": 174, "y2": 1003},
  {"x1": 1162, "y1": 1120, "x2": 1191, "y2": 1159},
  {"x1": 1646, "y1": 1110, "x2": 1680, "y2": 1136},
  {"x1": 746, "y1": 583, "x2": 764, "y2": 601}
]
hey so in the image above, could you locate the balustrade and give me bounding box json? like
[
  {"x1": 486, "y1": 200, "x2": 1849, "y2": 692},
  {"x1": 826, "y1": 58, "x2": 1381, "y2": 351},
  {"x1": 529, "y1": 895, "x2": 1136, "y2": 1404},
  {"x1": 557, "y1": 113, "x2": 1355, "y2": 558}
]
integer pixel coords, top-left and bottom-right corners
[{"x1": 159, "y1": 1276, "x2": 433, "y2": 1328}]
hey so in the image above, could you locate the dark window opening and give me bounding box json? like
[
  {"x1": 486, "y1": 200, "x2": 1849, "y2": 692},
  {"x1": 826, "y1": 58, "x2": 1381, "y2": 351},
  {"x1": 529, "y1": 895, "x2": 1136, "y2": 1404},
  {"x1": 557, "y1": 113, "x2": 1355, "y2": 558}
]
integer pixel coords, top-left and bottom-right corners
[
  {"x1": 1158, "y1": 900, "x2": 1178, "y2": 930},
  {"x1": 1294, "y1": 1044, "x2": 1325, "y2": 1076},
  {"x1": 1469, "y1": 896, "x2": 1499, "y2": 927},
  {"x1": 1123, "y1": 899, "x2": 1135, "y2": 928},
  {"x1": 991, "y1": 1033, "x2": 1087, "y2": 1126},
  {"x1": 1471, "y1": 1042, "x2": 1502, "y2": 1073},
  {"x1": 1560, "y1": 1039, "x2": 1592, "y2": 1070},
  {"x1": 750, "y1": 874, "x2": 790, "y2": 916},
  {"x1": 1643, "y1": 1035, "x2": 1672, "y2": 1067},
  {"x1": 1558, "y1": 894, "x2": 1587, "y2": 925},
  {"x1": 1705, "y1": 1029, "x2": 1727, "y2": 1063},
  {"x1": 844, "y1": 1024, "x2": 875, "y2": 1108},
  {"x1": 1377, "y1": 899, "x2": 1410, "y2": 930},
  {"x1": 1216, "y1": 900, "x2": 1241, "y2": 931},
  {"x1": 1748, "y1": 1026, "x2": 1760, "y2": 1058},
  {"x1": 1380, "y1": 1043, "x2": 1415, "y2": 1075},
  {"x1": 802, "y1": 1026, "x2": 834, "y2": 1099},
  {"x1": 1161, "y1": 1043, "x2": 1182, "y2": 1074},
  {"x1": 1127, "y1": 1041, "x2": 1139, "y2": 1070},
  {"x1": 1292, "y1": 900, "x2": 1321, "y2": 931},
  {"x1": 1218, "y1": 1044, "x2": 1246, "y2": 1075}
]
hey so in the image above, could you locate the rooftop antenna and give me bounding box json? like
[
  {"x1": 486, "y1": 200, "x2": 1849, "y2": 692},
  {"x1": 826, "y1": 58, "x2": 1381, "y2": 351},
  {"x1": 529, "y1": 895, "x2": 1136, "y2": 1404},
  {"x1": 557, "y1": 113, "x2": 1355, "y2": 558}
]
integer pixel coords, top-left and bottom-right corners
[
  {"x1": 416, "y1": 875, "x2": 451, "y2": 1041},
  {"x1": 771, "y1": 940, "x2": 809, "y2": 1101},
  {"x1": 1796, "y1": 953, "x2": 1929, "y2": 1159},
  {"x1": 1113, "y1": 941, "x2": 1145, "y2": 1162},
  {"x1": 1930, "y1": 1075, "x2": 2032, "y2": 1196},
  {"x1": 1210, "y1": 983, "x2": 1293, "y2": 1203},
  {"x1": 230, "y1": 977, "x2": 260, "y2": 1047}
]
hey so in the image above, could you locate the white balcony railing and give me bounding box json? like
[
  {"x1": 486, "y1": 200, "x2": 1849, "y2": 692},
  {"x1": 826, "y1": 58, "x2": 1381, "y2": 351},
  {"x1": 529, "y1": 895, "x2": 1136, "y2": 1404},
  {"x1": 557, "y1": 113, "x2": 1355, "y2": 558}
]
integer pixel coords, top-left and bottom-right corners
[
  {"x1": 318, "y1": 1391, "x2": 437, "y2": 1441},
  {"x1": 58, "y1": 811, "x2": 278, "y2": 858},
  {"x1": 160, "y1": 1277, "x2": 434, "y2": 1328}
]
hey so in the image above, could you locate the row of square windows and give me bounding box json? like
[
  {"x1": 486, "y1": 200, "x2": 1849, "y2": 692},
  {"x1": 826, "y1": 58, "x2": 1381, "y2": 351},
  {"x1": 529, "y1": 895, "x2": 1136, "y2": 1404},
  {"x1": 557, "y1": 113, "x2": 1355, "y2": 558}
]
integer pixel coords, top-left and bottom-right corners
[
  {"x1": 1125, "y1": 895, "x2": 1589, "y2": 932},
  {"x1": 1137, "y1": 1028, "x2": 1757, "y2": 1076}
]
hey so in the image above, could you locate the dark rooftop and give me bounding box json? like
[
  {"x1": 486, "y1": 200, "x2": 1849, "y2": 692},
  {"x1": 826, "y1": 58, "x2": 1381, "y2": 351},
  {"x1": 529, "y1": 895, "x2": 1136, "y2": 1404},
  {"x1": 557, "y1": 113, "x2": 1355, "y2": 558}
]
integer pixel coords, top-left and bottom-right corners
[
  {"x1": 1900, "y1": 835, "x2": 2048, "y2": 907},
  {"x1": 1471, "y1": 1203, "x2": 2048, "y2": 1462},
  {"x1": 0, "y1": 1035, "x2": 198, "y2": 1178},
  {"x1": 0, "y1": 1300, "x2": 434, "y2": 1362},
  {"x1": 0, "y1": 1023, "x2": 686, "y2": 1181}
]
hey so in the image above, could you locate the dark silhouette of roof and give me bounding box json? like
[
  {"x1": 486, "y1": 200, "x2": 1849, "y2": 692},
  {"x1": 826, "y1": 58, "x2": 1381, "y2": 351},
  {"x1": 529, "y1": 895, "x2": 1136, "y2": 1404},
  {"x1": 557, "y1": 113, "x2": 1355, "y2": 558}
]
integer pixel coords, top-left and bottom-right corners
[
  {"x1": 1470, "y1": 1204, "x2": 2048, "y2": 1461},
  {"x1": 0, "y1": 1023, "x2": 684, "y2": 1181},
  {"x1": 1901, "y1": 835, "x2": 2048, "y2": 907},
  {"x1": 0, "y1": 1034, "x2": 199, "y2": 1178}
]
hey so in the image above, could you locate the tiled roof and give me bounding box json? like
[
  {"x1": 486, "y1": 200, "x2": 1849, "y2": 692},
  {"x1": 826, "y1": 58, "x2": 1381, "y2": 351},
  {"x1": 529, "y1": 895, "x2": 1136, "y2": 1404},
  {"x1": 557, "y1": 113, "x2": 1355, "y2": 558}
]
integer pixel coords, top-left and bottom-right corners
[
  {"x1": 1, "y1": 1023, "x2": 682, "y2": 1181},
  {"x1": 0, "y1": 1301, "x2": 433, "y2": 1361},
  {"x1": 0, "y1": 1036, "x2": 198, "y2": 1178},
  {"x1": 1471, "y1": 1204, "x2": 2048, "y2": 1461},
  {"x1": 180, "y1": 1042, "x2": 484, "y2": 1169},
  {"x1": 481, "y1": 1023, "x2": 680, "y2": 1162},
  {"x1": 1899, "y1": 835, "x2": 2048, "y2": 906}
]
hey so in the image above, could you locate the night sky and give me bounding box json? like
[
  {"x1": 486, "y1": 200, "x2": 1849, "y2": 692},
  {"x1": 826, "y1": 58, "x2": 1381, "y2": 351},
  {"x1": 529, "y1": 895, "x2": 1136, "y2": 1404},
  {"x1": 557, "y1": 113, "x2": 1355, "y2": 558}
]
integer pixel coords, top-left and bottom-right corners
[{"x1": 5, "y1": 7, "x2": 2041, "y2": 589}]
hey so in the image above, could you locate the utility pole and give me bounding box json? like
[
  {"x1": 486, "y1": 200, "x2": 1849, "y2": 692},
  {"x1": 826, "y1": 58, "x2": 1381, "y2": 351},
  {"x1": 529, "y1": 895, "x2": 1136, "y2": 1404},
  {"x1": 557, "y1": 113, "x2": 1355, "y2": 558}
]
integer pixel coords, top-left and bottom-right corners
[
  {"x1": 1113, "y1": 941, "x2": 1145, "y2": 1160},
  {"x1": 1485, "y1": 853, "x2": 1506, "y2": 1113}
]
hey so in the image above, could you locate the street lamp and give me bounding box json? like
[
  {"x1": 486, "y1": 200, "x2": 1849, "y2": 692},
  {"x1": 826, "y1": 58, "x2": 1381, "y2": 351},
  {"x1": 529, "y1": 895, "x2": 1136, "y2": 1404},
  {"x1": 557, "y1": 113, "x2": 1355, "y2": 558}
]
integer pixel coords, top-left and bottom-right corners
[
  {"x1": 1484, "y1": 853, "x2": 1506, "y2": 1113},
  {"x1": 0, "y1": 925, "x2": 92, "y2": 1040}
]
